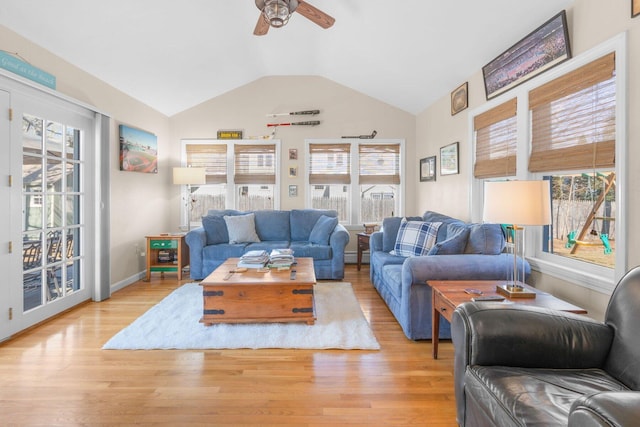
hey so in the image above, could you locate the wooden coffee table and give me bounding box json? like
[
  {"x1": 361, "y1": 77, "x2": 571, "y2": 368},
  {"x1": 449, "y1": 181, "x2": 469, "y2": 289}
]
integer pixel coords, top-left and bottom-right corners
[
  {"x1": 200, "y1": 257, "x2": 317, "y2": 325},
  {"x1": 429, "y1": 280, "x2": 588, "y2": 359}
]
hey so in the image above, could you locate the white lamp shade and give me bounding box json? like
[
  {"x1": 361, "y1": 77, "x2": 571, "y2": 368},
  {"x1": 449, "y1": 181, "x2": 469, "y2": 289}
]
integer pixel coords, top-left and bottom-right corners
[
  {"x1": 173, "y1": 167, "x2": 206, "y2": 185},
  {"x1": 483, "y1": 180, "x2": 551, "y2": 226}
]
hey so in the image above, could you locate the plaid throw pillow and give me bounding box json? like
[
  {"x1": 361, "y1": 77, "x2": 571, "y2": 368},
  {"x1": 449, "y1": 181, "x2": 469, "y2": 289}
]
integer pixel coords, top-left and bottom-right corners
[{"x1": 392, "y1": 219, "x2": 442, "y2": 257}]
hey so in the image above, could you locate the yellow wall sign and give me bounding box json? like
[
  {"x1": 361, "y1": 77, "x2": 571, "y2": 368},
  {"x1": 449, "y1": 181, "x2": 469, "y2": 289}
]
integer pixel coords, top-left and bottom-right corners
[{"x1": 217, "y1": 130, "x2": 243, "y2": 139}]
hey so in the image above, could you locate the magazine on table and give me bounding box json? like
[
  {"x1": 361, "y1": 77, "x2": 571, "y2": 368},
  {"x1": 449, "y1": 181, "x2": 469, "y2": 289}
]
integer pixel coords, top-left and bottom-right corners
[
  {"x1": 268, "y1": 248, "x2": 295, "y2": 268},
  {"x1": 237, "y1": 250, "x2": 269, "y2": 268}
]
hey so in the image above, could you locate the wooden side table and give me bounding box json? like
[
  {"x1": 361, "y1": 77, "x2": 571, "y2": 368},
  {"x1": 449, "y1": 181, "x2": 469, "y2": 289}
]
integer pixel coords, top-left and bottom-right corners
[
  {"x1": 145, "y1": 234, "x2": 189, "y2": 281},
  {"x1": 429, "y1": 280, "x2": 587, "y2": 359},
  {"x1": 357, "y1": 232, "x2": 371, "y2": 271}
]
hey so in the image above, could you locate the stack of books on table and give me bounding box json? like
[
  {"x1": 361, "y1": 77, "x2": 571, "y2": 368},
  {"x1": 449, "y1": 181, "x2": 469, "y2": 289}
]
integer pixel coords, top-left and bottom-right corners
[
  {"x1": 268, "y1": 248, "x2": 295, "y2": 269},
  {"x1": 237, "y1": 250, "x2": 269, "y2": 269}
]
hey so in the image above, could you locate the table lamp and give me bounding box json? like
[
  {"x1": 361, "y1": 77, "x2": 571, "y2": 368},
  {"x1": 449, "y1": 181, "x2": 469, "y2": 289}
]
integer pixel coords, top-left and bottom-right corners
[
  {"x1": 173, "y1": 167, "x2": 207, "y2": 231},
  {"x1": 482, "y1": 180, "x2": 551, "y2": 298}
]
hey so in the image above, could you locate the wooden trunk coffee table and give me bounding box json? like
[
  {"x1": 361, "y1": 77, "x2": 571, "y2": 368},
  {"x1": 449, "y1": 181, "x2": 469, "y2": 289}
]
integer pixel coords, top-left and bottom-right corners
[
  {"x1": 429, "y1": 280, "x2": 588, "y2": 359},
  {"x1": 200, "y1": 257, "x2": 317, "y2": 326}
]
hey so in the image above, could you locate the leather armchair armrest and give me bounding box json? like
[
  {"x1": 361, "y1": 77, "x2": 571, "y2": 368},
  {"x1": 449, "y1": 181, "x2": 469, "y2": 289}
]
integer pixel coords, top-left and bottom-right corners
[
  {"x1": 452, "y1": 302, "x2": 613, "y2": 369},
  {"x1": 569, "y1": 391, "x2": 640, "y2": 427}
]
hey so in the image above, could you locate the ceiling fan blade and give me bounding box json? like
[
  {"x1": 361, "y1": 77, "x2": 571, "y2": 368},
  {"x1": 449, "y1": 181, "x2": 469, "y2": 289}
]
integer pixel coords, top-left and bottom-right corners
[
  {"x1": 295, "y1": 1, "x2": 335, "y2": 29},
  {"x1": 253, "y1": 15, "x2": 270, "y2": 36}
]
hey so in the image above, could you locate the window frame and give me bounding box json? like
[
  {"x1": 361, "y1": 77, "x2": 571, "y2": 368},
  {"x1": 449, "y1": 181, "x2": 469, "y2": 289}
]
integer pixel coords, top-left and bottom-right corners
[
  {"x1": 469, "y1": 33, "x2": 627, "y2": 294},
  {"x1": 181, "y1": 139, "x2": 281, "y2": 224},
  {"x1": 305, "y1": 138, "x2": 405, "y2": 227}
]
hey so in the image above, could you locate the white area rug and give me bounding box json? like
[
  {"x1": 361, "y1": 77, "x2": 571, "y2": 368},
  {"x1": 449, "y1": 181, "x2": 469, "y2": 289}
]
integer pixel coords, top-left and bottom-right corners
[{"x1": 103, "y1": 282, "x2": 380, "y2": 350}]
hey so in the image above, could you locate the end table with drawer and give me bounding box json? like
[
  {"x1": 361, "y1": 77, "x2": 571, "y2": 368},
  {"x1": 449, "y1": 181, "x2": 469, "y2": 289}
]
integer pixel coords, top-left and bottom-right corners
[
  {"x1": 145, "y1": 234, "x2": 189, "y2": 281},
  {"x1": 429, "y1": 280, "x2": 588, "y2": 359}
]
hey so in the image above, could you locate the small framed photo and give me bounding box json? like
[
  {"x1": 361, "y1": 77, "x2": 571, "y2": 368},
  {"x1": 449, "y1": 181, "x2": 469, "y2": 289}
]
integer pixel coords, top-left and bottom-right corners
[
  {"x1": 288, "y1": 148, "x2": 298, "y2": 160},
  {"x1": 420, "y1": 156, "x2": 436, "y2": 182},
  {"x1": 634, "y1": 0, "x2": 640, "y2": 17},
  {"x1": 451, "y1": 82, "x2": 468, "y2": 115},
  {"x1": 289, "y1": 166, "x2": 298, "y2": 177},
  {"x1": 288, "y1": 185, "x2": 298, "y2": 197},
  {"x1": 440, "y1": 142, "x2": 459, "y2": 176}
]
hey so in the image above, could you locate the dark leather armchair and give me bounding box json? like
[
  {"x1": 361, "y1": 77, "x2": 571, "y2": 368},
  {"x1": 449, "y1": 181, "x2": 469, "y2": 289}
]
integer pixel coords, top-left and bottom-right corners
[{"x1": 451, "y1": 267, "x2": 640, "y2": 426}]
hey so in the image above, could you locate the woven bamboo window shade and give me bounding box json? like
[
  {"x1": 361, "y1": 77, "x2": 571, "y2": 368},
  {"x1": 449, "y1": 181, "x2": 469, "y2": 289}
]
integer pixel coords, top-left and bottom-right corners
[
  {"x1": 309, "y1": 143, "x2": 351, "y2": 184},
  {"x1": 529, "y1": 52, "x2": 616, "y2": 172},
  {"x1": 473, "y1": 98, "x2": 517, "y2": 178},
  {"x1": 359, "y1": 144, "x2": 401, "y2": 185},
  {"x1": 233, "y1": 144, "x2": 276, "y2": 184},
  {"x1": 186, "y1": 144, "x2": 228, "y2": 184}
]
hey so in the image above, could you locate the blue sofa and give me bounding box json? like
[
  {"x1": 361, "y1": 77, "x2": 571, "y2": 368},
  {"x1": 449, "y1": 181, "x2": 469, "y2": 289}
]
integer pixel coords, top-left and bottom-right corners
[
  {"x1": 186, "y1": 209, "x2": 350, "y2": 280},
  {"x1": 369, "y1": 211, "x2": 530, "y2": 340}
]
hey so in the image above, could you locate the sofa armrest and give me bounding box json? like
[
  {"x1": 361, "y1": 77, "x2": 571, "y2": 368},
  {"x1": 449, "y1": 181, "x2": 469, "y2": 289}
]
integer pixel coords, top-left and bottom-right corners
[
  {"x1": 370, "y1": 231, "x2": 383, "y2": 252},
  {"x1": 185, "y1": 227, "x2": 207, "y2": 279},
  {"x1": 451, "y1": 303, "x2": 614, "y2": 426},
  {"x1": 329, "y1": 223, "x2": 349, "y2": 250},
  {"x1": 569, "y1": 391, "x2": 640, "y2": 427}
]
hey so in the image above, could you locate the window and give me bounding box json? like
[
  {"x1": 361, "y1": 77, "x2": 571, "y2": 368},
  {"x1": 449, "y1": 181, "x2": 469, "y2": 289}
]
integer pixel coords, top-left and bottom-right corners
[
  {"x1": 471, "y1": 36, "x2": 626, "y2": 292},
  {"x1": 183, "y1": 140, "x2": 279, "y2": 221},
  {"x1": 307, "y1": 139, "x2": 404, "y2": 225},
  {"x1": 529, "y1": 53, "x2": 616, "y2": 272},
  {"x1": 308, "y1": 143, "x2": 351, "y2": 222}
]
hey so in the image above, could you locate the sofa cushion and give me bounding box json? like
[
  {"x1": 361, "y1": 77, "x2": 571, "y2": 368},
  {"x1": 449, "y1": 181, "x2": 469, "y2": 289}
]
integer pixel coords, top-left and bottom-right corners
[
  {"x1": 428, "y1": 223, "x2": 470, "y2": 255},
  {"x1": 202, "y1": 215, "x2": 229, "y2": 245},
  {"x1": 423, "y1": 211, "x2": 466, "y2": 242},
  {"x1": 289, "y1": 242, "x2": 332, "y2": 260},
  {"x1": 253, "y1": 210, "x2": 291, "y2": 241},
  {"x1": 309, "y1": 215, "x2": 338, "y2": 245},
  {"x1": 202, "y1": 242, "x2": 248, "y2": 260},
  {"x1": 224, "y1": 213, "x2": 261, "y2": 244},
  {"x1": 245, "y1": 241, "x2": 290, "y2": 253},
  {"x1": 465, "y1": 223, "x2": 506, "y2": 255},
  {"x1": 290, "y1": 209, "x2": 338, "y2": 241},
  {"x1": 392, "y1": 219, "x2": 442, "y2": 257}
]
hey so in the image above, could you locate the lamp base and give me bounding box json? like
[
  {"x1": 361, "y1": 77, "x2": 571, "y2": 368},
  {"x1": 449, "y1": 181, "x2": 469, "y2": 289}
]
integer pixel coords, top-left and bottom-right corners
[{"x1": 496, "y1": 282, "x2": 536, "y2": 299}]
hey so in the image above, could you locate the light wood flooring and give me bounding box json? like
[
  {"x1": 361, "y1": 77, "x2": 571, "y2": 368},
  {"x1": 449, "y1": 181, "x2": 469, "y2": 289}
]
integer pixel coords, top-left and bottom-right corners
[{"x1": 0, "y1": 264, "x2": 457, "y2": 426}]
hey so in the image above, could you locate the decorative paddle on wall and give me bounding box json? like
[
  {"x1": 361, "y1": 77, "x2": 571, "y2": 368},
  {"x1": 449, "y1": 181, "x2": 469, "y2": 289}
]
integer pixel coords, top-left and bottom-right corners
[{"x1": 254, "y1": 0, "x2": 335, "y2": 36}]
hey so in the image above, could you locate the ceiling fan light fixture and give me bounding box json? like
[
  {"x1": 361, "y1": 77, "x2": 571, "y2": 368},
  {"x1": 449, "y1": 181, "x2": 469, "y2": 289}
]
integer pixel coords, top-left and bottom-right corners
[{"x1": 263, "y1": 0, "x2": 291, "y2": 28}]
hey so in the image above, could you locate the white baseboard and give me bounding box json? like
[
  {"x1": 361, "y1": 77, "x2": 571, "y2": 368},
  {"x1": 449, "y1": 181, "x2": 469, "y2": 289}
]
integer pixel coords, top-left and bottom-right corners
[{"x1": 111, "y1": 271, "x2": 146, "y2": 294}]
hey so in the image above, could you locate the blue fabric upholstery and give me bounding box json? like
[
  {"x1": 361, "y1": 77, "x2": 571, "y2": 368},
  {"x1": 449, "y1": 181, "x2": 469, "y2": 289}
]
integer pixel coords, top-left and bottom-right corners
[
  {"x1": 370, "y1": 211, "x2": 530, "y2": 340},
  {"x1": 186, "y1": 209, "x2": 349, "y2": 280},
  {"x1": 308, "y1": 215, "x2": 338, "y2": 245},
  {"x1": 392, "y1": 219, "x2": 441, "y2": 257},
  {"x1": 428, "y1": 223, "x2": 470, "y2": 255}
]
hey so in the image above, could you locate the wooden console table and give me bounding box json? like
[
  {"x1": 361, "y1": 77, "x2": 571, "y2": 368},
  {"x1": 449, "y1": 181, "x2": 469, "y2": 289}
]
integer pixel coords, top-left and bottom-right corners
[{"x1": 429, "y1": 280, "x2": 588, "y2": 359}]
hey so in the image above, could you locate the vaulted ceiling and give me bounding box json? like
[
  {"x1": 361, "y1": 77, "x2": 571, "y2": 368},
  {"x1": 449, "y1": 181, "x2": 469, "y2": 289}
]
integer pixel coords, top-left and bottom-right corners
[{"x1": 0, "y1": 0, "x2": 574, "y2": 117}]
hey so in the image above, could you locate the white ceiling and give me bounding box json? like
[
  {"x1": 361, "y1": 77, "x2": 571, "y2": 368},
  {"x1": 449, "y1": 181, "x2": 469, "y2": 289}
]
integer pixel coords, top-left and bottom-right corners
[{"x1": 0, "y1": 0, "x2": 574, "y2": 117}]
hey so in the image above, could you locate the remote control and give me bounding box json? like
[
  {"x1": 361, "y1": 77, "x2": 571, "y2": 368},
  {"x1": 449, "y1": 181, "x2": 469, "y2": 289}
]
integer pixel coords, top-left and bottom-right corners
[{"x1": 472, "y1": 295, "x2": 505, "y2": 302}]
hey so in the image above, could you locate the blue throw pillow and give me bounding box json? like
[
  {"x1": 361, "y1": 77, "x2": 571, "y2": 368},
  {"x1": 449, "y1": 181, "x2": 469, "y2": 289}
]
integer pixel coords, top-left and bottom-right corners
[
  {"x1": 427, "y1": 223, "x2": 470, "y2": 255},
  {"x1": 309, "y1": 215, "x2": 339, "y2": 245},
  {"x1": 202, "y1": 215, "x2": 229, "y2": 245},
  {"x1": 392, "y1": 219, "x2": 442, "y2": 257}
]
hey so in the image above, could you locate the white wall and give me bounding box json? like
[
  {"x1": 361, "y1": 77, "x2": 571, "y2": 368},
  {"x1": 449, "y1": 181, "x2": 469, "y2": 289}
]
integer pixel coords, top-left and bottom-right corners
[
  {"x1": 415, "y1": 1, "x2": 640, "y2": 320},
  {"x1": 169, "y1": 76, "x2": 417, "y2": 252}
]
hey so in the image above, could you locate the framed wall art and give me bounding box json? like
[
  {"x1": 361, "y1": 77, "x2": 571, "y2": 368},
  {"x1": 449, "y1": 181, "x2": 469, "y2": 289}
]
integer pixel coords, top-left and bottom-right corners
[
  {"x1": 288, "y1": 148, "x2": 298, "y2": 160},
  {"x1": 289, "y1": 166, "x2": 298, "y2": 177},
  {"x1": 451, "y1": 82, "x2": 468, "y2": 115},
  {"x1": 119, "y1": 124, "x2": 158, "y2": 173},
  {"x1": 482, "y1": 10, "x2": 571, "y2": 100},
  {"x1": 440, "y1": 142, "x2": 459, "y2": 176},
  {"x1": 420, "y1": 156, "x2": 436, "y2": 182},
  {"x1": 634, "y1": 0, "x2": 640, "y2": 17},
  {"x1": 289, "y1": 185, "x2": 298, "y2": 197}
]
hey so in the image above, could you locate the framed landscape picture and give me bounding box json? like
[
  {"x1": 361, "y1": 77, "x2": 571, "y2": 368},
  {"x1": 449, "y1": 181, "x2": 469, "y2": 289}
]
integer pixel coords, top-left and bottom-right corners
[
  {"x1": 440, "y1": 142, "x2": 459, "y2": 176},
  {"x1": 634, "y1": 0, "x2": 640, "y2": 17},
  {"x1": 482, "y1": 10, "x2": 571, "y2": 100},
  {"x1": 420, "y1": 156, "x2": 436, "y2": 182},
  {"x1": 119, "y1": 124, "x2": 158, "y2": 173}
]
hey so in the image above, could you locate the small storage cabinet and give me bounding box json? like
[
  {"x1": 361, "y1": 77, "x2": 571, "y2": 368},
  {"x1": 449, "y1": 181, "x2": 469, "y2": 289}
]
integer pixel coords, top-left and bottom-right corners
[{"x1": 145, "y1": 234, "x2": 189, "y2": 281}]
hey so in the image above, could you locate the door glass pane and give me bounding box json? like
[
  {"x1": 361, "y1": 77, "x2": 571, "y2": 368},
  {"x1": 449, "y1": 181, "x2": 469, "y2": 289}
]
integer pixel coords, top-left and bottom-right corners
[
  {"x1": 23, "y1": 114, "x2": 43, "y2": 155},
  {"x1": 47, "y1": 194, "x2": 64, "y2": 228},
  {"x1": 46, "y1": 121, "x2": 63, "y2": 158},
  {"x1": 66, "y1": 126, "x2": 79, "y2": 160}
]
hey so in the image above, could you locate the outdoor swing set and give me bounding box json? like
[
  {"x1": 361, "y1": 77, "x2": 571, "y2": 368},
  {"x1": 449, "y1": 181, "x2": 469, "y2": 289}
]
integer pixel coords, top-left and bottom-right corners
[{"x1": 565, "y1": 171, "x2": 615, "y2": 255}]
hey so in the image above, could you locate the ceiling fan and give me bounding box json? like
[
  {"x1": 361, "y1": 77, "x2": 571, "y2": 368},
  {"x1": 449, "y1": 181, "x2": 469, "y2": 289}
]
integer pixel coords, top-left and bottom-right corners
[{"x1": 254, "y1": 0, "x2": 335, "y2": 36}]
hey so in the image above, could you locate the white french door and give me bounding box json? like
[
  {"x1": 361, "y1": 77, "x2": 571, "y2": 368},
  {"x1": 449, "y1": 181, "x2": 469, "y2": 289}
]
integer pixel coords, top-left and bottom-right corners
[
  {"x1": 0, "y1": 89, "x2": 11, "y2": 340},
  {"x1": 1, "y1": 75, "x2": 99, "y2": 341}
]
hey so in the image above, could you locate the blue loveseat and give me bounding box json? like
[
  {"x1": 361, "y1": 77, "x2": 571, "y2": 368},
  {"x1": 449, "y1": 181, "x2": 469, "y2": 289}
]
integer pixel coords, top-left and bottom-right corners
[
  {"x1": 369, "y1": 211, "x2": 530, "y2": 340},
  {"x1": 186, "y1": 209, "x2": 349, "y2": 280}
]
